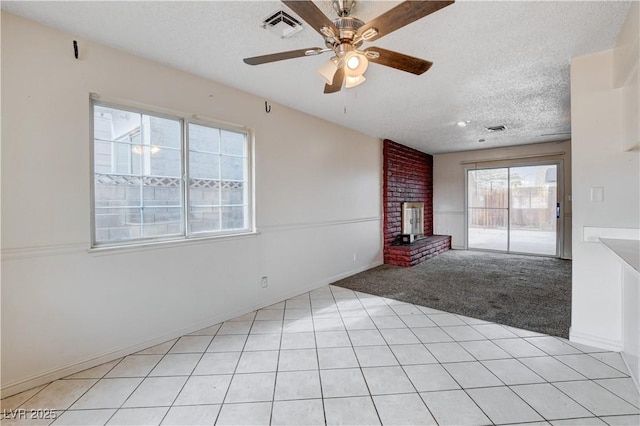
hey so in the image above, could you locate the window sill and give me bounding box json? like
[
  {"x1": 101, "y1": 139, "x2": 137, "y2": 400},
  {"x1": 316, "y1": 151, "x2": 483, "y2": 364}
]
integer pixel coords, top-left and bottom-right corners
[{"x1": 88, "y1": 231, "x2": 258, "y2": 256}]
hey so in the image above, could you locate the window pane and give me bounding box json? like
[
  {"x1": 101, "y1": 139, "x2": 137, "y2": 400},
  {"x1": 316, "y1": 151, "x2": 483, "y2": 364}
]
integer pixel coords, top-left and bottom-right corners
[
  {"x1": 95, "y1": 207, "x2": 142, "y2": 242},
  {"x1": 144, "y1": 179, "x2": 182, "y2": 207},
  {"x1": 148, "y1": 148, "x2": 181, "y2": 177},
  {"x1": 221, "y1": 130, "x2": 245, "y2": 156},
  {"x1": 94, "y1": 140, "x2": 112, "y2": 174},
  {"x1": 190, "y1": 152, "x2": 220, "y2": 179},
  {"x1": 93, "y1": 103, "x2": 183, "y2": 244},
  {"x1": 467, "y1": 168, "x2": 508, "y2": 252},
  {"x1": 189, "y1": 206, "x2": 221, "y2": 234},
  {"x1": 94, "y1": 106, "x2": 141, "y2": 176},
  {"x1": 189, "y1": 123, "x2": 220, "y2": 153},
  {"x1": 130, "y1": 132, "x2": 142, "y2": 175},
  {"x1": 190, "y1": 179, "x2": 220, "y2": 205},
  {"x1": 141, "y1": 207, "x2": 183, "y2": 237},
  {"x1": 94, "y1": 105, "x2": 141, "y2": 140},
  {"x1": 94, "y1": 176, "x2": 142, "y2": 209},
  {"x1": 468, "y1": 168, "x2": 508, "y2": 208},
  {"x1": 221, "y1": 182, "x2": 244, "y2": 205},
  {"x1": 149, "y1": 117, "x2": 181, "y2": 148},
  {"x1": 221, "y1": 155, "x2": 244, "y2": 180},
  {"x1": 509, "y1": 165, "x2": 557, "y2": 256},
  {"x1": 188, "y1": 124, "x2": 248, "y2": 234},
  {"x1": 115, "y1": 142, "x2": 132, "y2": 174},
  {"x1": 222, "y1": 206, "x2": 246, "y2": 230},
  {"x1": 468, "y1": 208, "x2": 508, "y2": 251}
]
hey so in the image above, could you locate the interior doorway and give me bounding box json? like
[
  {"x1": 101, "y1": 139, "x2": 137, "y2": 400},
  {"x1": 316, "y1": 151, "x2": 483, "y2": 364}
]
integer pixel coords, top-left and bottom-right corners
[{"x1": 467, "y1": 163, "x2": 560, "y2": 256}]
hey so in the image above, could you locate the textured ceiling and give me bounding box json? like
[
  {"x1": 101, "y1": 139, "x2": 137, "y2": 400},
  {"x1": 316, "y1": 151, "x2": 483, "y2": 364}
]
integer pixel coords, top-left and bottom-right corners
[{"x1": 2, "y1": 1, "x2": 631, "y2": 154}]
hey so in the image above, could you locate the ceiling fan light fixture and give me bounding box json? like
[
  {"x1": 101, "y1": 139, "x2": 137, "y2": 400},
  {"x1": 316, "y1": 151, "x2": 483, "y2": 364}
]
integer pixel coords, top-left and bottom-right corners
[
  {"x1": 345, "y1": 74, "x2": 366, "y2": 88},
  {"x1": 317, "y1": 57, "x2": 339, "y2": 84},
  {"x1": 344, "y1": 51, "x2": 368, "y2": 77}
]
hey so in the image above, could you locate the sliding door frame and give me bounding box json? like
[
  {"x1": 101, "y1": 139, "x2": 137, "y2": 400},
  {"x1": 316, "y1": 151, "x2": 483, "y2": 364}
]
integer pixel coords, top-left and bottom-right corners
[{"x1": 464, "y1": 159, "x2": 564, "y2": 258}]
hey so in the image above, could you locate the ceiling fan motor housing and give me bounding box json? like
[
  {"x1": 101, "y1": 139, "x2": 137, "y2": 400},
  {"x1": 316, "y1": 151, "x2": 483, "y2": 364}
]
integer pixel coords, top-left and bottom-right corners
[
  {"x1": 333, "y1": 0, "x2": 357, "y2": 17},
  {"x1": 324, "y1": 17, "x2": 365, "y2": 50}
]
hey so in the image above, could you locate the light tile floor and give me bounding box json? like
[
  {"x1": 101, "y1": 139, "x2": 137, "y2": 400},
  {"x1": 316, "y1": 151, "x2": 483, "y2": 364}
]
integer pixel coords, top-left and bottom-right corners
[{"x1": 2, "y1": 285, "x2": 639, "y2": 425}]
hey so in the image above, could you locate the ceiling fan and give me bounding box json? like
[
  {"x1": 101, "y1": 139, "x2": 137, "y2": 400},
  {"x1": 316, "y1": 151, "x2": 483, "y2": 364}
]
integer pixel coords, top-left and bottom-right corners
[{"x1": 243, "y1": 0, "x2": 454, "y2": 93}]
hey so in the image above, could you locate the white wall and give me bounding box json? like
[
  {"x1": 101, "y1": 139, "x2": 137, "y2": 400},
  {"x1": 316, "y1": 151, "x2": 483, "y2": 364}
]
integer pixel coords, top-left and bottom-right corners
[
  {"x1": 0, "y1": 12, "x2": 383, "y2": 395},
  {"x1": 614, "y1": 2, "x2": 639, "y2": 152},
  {"x1": 569, "y1": 1, "x2": 640, "y2": 352},
  {"x1": 433, "y1": 141, "x2": 572, "y2": 259}
]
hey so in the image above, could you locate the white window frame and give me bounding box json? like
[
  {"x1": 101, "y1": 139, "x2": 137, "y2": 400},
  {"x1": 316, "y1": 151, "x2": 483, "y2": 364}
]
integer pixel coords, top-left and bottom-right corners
[{"x1": 90, "y1": 96, "x2": 255, "y2": 249}]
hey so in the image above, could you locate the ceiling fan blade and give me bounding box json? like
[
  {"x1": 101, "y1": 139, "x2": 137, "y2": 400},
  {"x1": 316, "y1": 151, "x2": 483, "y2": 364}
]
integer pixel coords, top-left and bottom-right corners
[
  {"x1": 357, "y1": 1, "x2": 454, "y2": 42},
  {"x1": 243, "y1": 48, "x2": 322, "y2": 65},
  {"x1": 324, "y1": 67, "x2": 345, "y2": 94},
  {"x1": 282, "y1": 0, "x2": 338, "y2": 36},
  {"x1": 366, "y1": 47, "x2": 433, "y2": 75}
]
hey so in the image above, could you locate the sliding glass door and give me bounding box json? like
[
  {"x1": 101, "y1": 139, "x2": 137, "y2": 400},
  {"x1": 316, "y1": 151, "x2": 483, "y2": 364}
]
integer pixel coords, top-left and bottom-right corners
[
  {"x1": 509, "y1": 165, "x2": 558, "y2": 255},
  {"x1": 467, "y1": 164, "x2": 558, "y2": 256},
  {"x1": 468, "y1": 168, "x2": 509, "y2": 251}
]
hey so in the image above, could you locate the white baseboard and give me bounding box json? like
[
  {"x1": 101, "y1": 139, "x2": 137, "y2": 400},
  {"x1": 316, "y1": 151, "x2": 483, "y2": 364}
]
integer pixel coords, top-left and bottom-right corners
[
  {"x1": 1, "y1": 307, "x2": 249, "y2": 398},
  {"x1": 1, "y1": 260, "x2": 382, "y2": 398},
  {"x1": 325, "y1": 260, "x2": 384, "y2": 286},
  {"x1": 621, "y1": 352, "x2": 640, "y2": 394},
  {"x1": 569, "y1": 328, "x2": 623, "y2": 352}
]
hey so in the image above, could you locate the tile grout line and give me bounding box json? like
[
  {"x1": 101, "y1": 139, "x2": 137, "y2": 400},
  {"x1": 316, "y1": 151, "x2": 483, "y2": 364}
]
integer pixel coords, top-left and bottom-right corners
[
  {"x1": 214, "y1": 310, "x2": 258, "y2": 425},
  {"x1": 267, "y1": 296, "x2": 296, "y2": 425},
  {"x1": 360, "y1": 288, "x2": 498, "y2": 424},
  {"x1": 382, "y1": 291, "x2": 629, "y2": 424},
  {"x1": 398, "y1": 305, "x2": 498, "y2": 425},
  {"x1": 13, "y1": 356, "x2": 126, "y2": 424},
  {"x1": 352, "y1": 287, "x2": 583, "y2": 426},
  {"x1": 551, "y1": 353, "x2": 631, "y2": 381},
  {"x1": 311, "y1": 289, "x2": 333, "y2": 426},
  {"x1": 102, "y1": 337, "x2": 180, "y2": 425},
  {"x1": 331, "y1": 285, "x2": 384, "y2": 426},
  {"x1": 156, "y1": 330, "x2": 219, "y2": 425},
  {"x1": 354, "y1": 289, "x2": 443, "y2": 425}
]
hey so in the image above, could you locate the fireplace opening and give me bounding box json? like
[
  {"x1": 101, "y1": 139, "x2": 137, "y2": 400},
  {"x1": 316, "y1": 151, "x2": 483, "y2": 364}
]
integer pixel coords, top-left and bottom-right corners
[{"x1": 401, "y1": 202, "x2": 424, "y2": 243}]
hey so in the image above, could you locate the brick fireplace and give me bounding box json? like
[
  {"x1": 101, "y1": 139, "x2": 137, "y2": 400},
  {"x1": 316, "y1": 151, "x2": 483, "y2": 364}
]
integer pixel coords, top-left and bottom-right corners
[{"x1": 383, "y1": 139, "x2": 451, "y2": 267}]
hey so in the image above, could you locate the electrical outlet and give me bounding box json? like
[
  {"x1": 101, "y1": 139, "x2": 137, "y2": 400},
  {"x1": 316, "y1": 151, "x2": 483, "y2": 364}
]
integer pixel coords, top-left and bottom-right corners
[{"x1": 260, "y1": 276, "x2": 268, "y2": 288}]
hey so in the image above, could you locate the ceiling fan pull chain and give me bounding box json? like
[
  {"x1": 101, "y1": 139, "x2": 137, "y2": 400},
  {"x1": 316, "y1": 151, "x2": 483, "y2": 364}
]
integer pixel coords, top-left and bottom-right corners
[{"x1": 343, "y1": 89, "x2": 348, "y2": 116}]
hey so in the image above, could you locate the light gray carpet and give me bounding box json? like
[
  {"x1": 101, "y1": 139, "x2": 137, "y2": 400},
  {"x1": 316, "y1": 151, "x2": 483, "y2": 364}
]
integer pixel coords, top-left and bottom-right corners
[{"x1": 333, "y1": 250, "x2": 572, "y2": 338}]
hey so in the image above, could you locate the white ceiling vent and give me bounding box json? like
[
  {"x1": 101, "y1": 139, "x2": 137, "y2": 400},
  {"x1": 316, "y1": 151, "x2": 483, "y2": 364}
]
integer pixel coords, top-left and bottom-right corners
[{"x1": 261, "y1": 10, "x2": 303, "y2": 38}]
